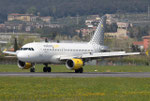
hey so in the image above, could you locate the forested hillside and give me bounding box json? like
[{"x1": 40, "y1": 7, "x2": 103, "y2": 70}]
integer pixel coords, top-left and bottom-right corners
[{"x1": 0, "y1": 0, "x2": 149, "y2": 23}]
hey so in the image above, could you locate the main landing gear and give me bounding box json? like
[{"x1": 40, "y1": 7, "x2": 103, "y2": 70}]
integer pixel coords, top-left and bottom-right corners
[
  {"x1": 43, "y1": 64, "x2": 51, "y2": 72},
  {"x1": 29, "y1": 64, "x2": 51, "y2": 73},
  {"x1": 30, "y1": 67, "x2": 35, "y2": 72},
  {"x1": 75, "y1": 68, "x2": 83, "y2": 73}
]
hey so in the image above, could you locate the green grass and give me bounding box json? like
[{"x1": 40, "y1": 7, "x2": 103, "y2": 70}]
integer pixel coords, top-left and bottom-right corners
[
  {"x1": 0, "y1": 77, "x2": 150, "y2": 101},
  {"x1": 0, "y1": 65, "x2": 150, "y2": 100},
  {"x1": 0, "y1": 64, "x2": 150, "y2": 72}
]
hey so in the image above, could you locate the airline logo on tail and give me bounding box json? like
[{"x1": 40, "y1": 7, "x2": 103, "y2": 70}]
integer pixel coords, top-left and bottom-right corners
[{"x1": 89, "y1": 16, "x2": 106, "y2": 45}]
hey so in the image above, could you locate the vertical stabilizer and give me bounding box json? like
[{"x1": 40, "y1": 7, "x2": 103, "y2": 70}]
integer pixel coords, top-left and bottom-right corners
[{"x1": 89, "y1": 16, "x2": 106, "y2": 45}]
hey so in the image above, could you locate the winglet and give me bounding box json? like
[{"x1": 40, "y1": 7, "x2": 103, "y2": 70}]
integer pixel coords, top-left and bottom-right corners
[
  {"x1": 2, "y1": 49, "x2": 17, "y2": 55},
  {"x1": 3, "y1": 49, "x2": 7, "y2": 52}
]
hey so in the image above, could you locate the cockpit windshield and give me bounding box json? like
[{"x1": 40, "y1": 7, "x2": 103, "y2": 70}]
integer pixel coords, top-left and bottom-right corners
[{"x1": 20, "y1": 48, "x2": 34, "y2": 51}]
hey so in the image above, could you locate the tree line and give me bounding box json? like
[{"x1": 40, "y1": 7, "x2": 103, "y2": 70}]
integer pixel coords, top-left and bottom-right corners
[{"x1": 0, "y1": 0, "x2": 149, "y2": 23}]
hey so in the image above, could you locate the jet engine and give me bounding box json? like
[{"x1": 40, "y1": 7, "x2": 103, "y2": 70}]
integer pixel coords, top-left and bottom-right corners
[
  {"x1": 17, "y1": 60, "x2": 34, "y2": 69},
  {"x1": 66, "y1": 59, "x2": 84, "y2": 70}
]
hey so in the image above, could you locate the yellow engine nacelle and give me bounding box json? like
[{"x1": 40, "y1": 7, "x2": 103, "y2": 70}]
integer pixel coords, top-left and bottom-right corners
[
  {"x1": 18, "y1": 60, "x2": 34, "y2": 69},
  {"x1": 66, "y1": 59, "x2": 84, "y2": 70}
]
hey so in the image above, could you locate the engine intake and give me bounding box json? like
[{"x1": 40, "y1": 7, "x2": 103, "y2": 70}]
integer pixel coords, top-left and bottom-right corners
[
  {"x1": 18, "y1": 60, "x2": 34, "y2": 69},
  {"x1": 66, "y1": 59, "x2": 83, "y2": 70}
]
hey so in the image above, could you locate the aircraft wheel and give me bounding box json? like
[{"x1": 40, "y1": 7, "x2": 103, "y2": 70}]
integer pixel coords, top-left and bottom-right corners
[
  {"x1": 43, "y1": 67, "x2": 47, "y2": 72},
  {"x1": 47, "y1": 67, "x2": 51, "y2": 72},
  {"x1": 30, "y1": 68, "x2": 35, "y2": 72},
  {"x1": 43, "y1": 67, "x2": 51, "y2": 72},
  {"x1": 75, "y1": 69, "x2": 79, "y2": 73},
  {"x1": 75, "y1": 68, "x2": 83, "y2": 73},
  {"x1": 79, "y1": 68, "x2": 83, "y2": 73}
]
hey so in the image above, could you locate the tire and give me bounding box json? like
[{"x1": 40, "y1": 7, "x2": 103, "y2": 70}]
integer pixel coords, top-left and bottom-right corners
[
  {"x1": 43, "y1": 67, "x2": 47, "y2": 72},
  {"x1": 47, "y1": 67, "x2": 51, "y2": 72},
  {"x1": 75, "y1": 68, "x2": 83, "y2": 73},
  {"x1": 30, "y1": 68, "x2": 35, "y2": 72},
  {"x1": 79, "y1": 68, "x2": 83, "y2": 73},
  {"x1": 75, "y1": 69, "x2": 79, "y2": 73}
]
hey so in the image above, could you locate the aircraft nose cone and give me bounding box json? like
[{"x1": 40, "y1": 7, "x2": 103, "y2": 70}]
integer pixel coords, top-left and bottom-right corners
[
  {"x1": 17, "y1": 51, "x2": 35, "y2": 62},
  {"x1": 17, "y1": 52, "x2": 28, "y2": 61}
]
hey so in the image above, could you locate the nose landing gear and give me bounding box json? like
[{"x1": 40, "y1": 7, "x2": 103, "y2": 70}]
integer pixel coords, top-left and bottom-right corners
[{"x1": 30, "y1": 67, "x2": 35, "y2": 72}]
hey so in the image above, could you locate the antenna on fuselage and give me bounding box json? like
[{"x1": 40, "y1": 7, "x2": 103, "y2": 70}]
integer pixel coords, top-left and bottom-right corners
[{"x1": 45, "y1": 38, "x2": 48, "y2": 43}]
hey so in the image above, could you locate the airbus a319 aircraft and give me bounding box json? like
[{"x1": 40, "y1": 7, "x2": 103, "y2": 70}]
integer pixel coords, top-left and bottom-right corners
[{"x1": 3, "y1": 16, "x2": 139, "y2": 73}]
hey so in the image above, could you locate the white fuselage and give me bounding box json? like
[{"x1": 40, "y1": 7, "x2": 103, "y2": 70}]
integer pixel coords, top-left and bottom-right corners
[{"x1": 17, "y1": 42, "x2": 106, "y2": 64}]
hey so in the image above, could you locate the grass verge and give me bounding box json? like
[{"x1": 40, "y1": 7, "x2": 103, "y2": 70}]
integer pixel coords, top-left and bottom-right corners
[
  {"x1": 0, "y1": 64, "x2": 150, "y2": 72},
  {"x1": 0, "y1": 77, "x2": 150, "y2": 101}
]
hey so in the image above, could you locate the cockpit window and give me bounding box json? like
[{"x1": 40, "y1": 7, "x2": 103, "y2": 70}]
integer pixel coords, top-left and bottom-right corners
[{"x1": 20, "y1": 48, "x2": 34, "y2": 51}]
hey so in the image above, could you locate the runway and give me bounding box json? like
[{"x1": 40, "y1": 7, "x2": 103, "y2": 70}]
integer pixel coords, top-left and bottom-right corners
[{"x1": 0, "y1": 72, "x2": 150, "y2": 78}]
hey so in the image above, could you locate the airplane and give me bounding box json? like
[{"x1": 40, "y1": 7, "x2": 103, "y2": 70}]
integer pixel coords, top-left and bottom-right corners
[{"x1": 3, "y1": 16, "x2": 140, "y2": 73}]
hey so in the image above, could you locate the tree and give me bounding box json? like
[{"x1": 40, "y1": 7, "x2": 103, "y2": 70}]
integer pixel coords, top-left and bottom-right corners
[
  {"x1": 17, "y1": 35, "x2": 40, "y2": 48},
  {"x1": 128, "y1": 26, "x2": 150, "y2": 40},
  {"x1": 131, "y1": 44, "x2": 141, "y2": 52},
  {"x1": 78, "y1": 30, "x2": 83, "y2": 39},
  {"x1": 26, "y1": 6, "x2": 37, "y2": 15},
  {"x1": 106, "y1": 23, "x2": 118, "y2": 32},
  {"x1": 0, "y1": 50, "x2": 2, "y2": 57},
  {"x1": 14, "y1": 38, "x2": 18, "y2": 52},
  {"x1": 0, "y1": 0, "x2": 150, "y2": 22}
]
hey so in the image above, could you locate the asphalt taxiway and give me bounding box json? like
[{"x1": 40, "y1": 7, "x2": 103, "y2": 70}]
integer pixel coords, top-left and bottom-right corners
[{"x1": 0, "y1": 72, "x2": 150, "y2": 78}]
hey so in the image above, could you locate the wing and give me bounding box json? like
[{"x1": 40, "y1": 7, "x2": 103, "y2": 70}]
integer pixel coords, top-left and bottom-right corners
[
  {"x1": 81, "y1": 51, "x2": 140, "y2": 59},
  {"x1": 60, "y1": 51, "x2": 140, "y2": 60},
  {"x1": 3, "y1": 49, "x2": 17, "y2": 55}
]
